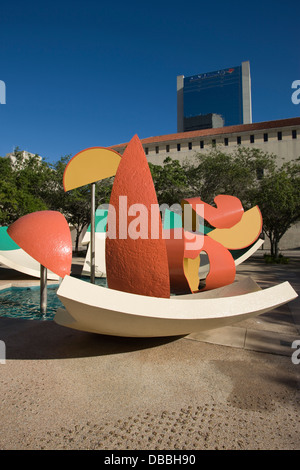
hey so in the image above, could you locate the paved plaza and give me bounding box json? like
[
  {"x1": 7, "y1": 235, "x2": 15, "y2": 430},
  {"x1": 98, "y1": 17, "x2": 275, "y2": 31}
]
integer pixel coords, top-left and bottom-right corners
[{"x1": 0, "y1": 252, "x2": 299, "y2": 450}]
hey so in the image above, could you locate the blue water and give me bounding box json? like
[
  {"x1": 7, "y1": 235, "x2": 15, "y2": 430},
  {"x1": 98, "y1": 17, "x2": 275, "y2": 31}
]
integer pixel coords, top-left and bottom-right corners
[{"x1": 0, "y1": 277, "x2": 107, "y2": 321}]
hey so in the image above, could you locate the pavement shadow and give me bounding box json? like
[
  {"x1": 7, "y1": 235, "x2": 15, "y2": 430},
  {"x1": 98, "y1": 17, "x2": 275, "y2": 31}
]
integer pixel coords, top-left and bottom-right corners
[
  {"x1": 236, "y1": 256, "x2": 300, "y2": 288},
  {"x1": 0, "y1": 317, "x2": 183, "y2": 360}
]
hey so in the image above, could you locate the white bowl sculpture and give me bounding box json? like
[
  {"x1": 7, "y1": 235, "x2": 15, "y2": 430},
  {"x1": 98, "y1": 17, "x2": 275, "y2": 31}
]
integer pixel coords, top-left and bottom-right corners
[{"x1": 54, "y1": 275, "x2": 297, "y2": 338}]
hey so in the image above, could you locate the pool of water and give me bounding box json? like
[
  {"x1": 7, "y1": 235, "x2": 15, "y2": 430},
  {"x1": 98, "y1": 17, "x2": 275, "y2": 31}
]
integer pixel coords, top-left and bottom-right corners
[{"x1": 0, "y1": 276, "x2": 107, "y2": 321}]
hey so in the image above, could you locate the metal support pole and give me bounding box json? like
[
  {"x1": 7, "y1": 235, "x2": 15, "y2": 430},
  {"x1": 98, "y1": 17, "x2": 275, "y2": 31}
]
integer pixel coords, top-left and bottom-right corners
[
  {"x1": 90, "y1": 182, "x2": 96, "y2": 284},
  {"x1": 40, "y1": 264, "x2": 47, "y2": 315}
]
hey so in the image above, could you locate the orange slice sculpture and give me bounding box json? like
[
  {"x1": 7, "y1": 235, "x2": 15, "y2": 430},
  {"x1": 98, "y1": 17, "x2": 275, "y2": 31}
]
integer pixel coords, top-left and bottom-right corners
[
  {"x1": 207, "y1": 206, "x2": 263, "y2": 249},
  {"x1": 63, "y1": 147, "x2": 121, "y2": 191},
  {"x1": 7, "y1": 211, "x2": 72, "y2": 278},
  {"x1": 105, "y1": 135, "x2": 170, "y2": 298},
  {"x1": 165, "y1": 196, "x2": 262, "y2": 294},
  {"x1": 181, "y1": 194, "x2": 244, "y2": 230}
]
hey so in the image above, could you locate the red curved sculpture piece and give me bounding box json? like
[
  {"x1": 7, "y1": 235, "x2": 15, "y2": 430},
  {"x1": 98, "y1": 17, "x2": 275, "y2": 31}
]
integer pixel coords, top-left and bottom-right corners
[
  {"x1": 165, "y1": 228, "x2": 236, "y2": 294},
  {"x1": 7, "y1": 211, "x2": 72, "y2": 278},
  {"x1": 105, "y1": 135, "x2": 170, "y2": 298},
  {"x1": 182, "y1": 194, "x2": 244, "y2": 229},
  {"x1": 164, "y1": 228, "x2": 191, "y2": 294},
  {"x1": 174, "y1": 194, "x2": 243, "y2": 292},
  {"x1": 188, "y1": 235, "x2": 236, "y2": 291}
]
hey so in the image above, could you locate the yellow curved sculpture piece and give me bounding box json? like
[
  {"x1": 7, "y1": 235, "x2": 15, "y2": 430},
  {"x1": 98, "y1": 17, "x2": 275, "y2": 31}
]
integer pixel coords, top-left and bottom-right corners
[
  {"x1": 183, "y1": 256, "x2": 201, "y2": 292},
  {"x1": 207, "y1": 206, "x2": 263, "y2": 250},
  {"x1": 63, "y1": 147, "x2": 121, "y2": 191}
]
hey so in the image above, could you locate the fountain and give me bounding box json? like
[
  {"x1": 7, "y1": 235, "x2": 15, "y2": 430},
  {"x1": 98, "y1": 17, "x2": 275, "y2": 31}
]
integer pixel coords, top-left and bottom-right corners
[{"x1": 3, "y1": 135, "x2": 297, "y2": 337}]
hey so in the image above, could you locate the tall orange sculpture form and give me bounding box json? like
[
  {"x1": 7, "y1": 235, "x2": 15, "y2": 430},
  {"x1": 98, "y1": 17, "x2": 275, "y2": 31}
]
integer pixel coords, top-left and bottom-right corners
[{"x1": 105, "y1": 135, "x2": 170, "y2": 298}]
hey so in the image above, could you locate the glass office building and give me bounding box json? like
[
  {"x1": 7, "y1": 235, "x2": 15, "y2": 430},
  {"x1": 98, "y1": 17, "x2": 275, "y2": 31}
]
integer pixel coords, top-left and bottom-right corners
[{"x1": 177, "y1": 61, "x2": 252, "y2": 132}]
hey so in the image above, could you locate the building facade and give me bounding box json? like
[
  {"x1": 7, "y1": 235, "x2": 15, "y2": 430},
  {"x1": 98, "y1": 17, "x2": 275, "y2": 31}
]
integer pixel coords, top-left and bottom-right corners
[
  {"x1": 5, "y1": 150, "x2": 42, "y2": 165},
  {"x1": 111, "y1": 117, "x2": 299, "y2": 167},
  {"x1": 111, "y1": 117, "x2": 300, "y2": 250},
  {"x1": 177, "y1": 61, "x2": 252, "y2": 132}
]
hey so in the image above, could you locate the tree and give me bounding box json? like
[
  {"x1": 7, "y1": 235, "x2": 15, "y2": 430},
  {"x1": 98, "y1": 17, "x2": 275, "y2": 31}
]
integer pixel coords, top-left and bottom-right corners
[
  {"x1": 250, "y1": 159, "x2": 300, "y2": 258},
  {"x1": 183, "y1": 146, "x2": 300, "y2": 258},
  {"x1": 0, "y1": 149, "x2": 52, "y2": 225},
  {"x1": 183, "y1": 146, "x2": 276, "y2": 208},
  {"x1": 0, "y1": 149, "x2": 114, "y2": 251},
  {"x1": 149, "y1": 157, "x2": 190, "y2": 206},
  {"x1": 0, "y1": 157, "x2": 16, "y2": 225}
]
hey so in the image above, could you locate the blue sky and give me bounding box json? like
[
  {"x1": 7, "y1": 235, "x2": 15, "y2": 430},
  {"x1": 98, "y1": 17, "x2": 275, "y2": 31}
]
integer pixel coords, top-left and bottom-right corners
[{"x1": 0, "y1": 0, "x2": 299, "y2": 163}]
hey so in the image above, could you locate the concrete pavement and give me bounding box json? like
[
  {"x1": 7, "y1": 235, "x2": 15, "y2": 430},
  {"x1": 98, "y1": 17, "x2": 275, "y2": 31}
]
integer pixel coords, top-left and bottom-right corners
[{"x1": 0, "y1": 252, "x2": 299, "y2": 450}]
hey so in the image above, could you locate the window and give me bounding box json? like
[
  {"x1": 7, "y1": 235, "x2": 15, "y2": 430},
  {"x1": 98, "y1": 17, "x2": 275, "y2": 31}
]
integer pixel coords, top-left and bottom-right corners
[
  {"x1": 212, "y1": 139, "x2": 216, "y2": 147},
  {"x1": 145, "y1": 147, "x2": 148, "y2": 155},
  {"x1": 224, "y1": 137, "x2": 228, "y2": 146},
  {"x1": 166, "y1": 144, "x2": 170, "y2": 152},
  {"x1": 155, "y1": 146, "x2": 159, "y2": 154},
  {"x1": 188, "y1": 142, "x2": 192, "y2": 150},
  {"x1": 177, "y1": 143, "x2": 181, "y2": 151},
  {"x1": 237, "y1": 136, "x2": 241, "y2": 145},
  {"x1": 250, "y1": 134, "x2": 255, "y2": 143},
  {"x1": 256, "y1": 168, "x2": 264, "y2": 180},
  {"x1": 277, "y1": 131, "x2": 282, "y2": 141},
  {"x1": 292, "y1": 129, "x2": 297, "y2": 139},
  {"x1": 200, "y1": 140, "x2": 204, "y2": 149},
  {"x1": 264, "y1": 133, "x2": 268, "y2": 142}
]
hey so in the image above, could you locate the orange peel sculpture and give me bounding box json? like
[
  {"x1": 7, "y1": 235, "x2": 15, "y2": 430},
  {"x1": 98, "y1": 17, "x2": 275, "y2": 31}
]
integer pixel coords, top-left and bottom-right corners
[
  {"x1": 52, "y1": 134, "x2": 298, "y2": 338},
  {"x1": 166, "y1": 199, "x2": 263, "y2": 295},
  {"x1": 7, "y1": 211, "x2": 72, "y2": 278},
  {"x1": 4, "y1": 134, "x2": 297, "y2": 339},
  {"x1": 61, "y1": 134, "x2": 263, "y2": 297},
  {"x1": 207, "y1": 206, "x2": 263, "y2": 249},
  {"x1": 181, "y1": 194, "x2": 244, "y2": 229}
]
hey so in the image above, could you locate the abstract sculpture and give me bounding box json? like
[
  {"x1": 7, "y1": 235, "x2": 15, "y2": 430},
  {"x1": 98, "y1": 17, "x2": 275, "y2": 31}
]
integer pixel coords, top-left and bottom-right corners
[
  {"x1": 5, "y1": 133, "x2": 297, "y2": 335},
  {"x1": 55, "y1": 276, "x2": 296, "y2": 337},
  {"x1": 105, "y1": 135, "x2": 170, "y2": 298},
  {"x1": 63, "y1": 147, "x2": 121, "y2": 192},
  {"x1": 0, "y1": 226, "x2": 59, "y2": 280},
  {"x1": 63, "y1": 146, "x2": 122, "y2": 283},
  {"x1": 7, "y1": 211, "x2": 72, "y2": 313},
  {"x1": 81, "y1": 208, "x2": 108, "y2": 278},
  {"x1": 166, "y1": 201, "x2": 263, "y2": 294},
  {"x1": 53, "y1": 134, "x2": 297, "y2": 337},
  {"x1": 7, "y1": 211, "x2": 72, "y2": 279}
]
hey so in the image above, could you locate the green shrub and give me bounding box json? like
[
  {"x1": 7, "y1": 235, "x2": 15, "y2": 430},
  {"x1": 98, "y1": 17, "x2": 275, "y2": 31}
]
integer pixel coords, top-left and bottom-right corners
[{"x1": 263, "y1": 253, "x2": 290, "y2": 264}]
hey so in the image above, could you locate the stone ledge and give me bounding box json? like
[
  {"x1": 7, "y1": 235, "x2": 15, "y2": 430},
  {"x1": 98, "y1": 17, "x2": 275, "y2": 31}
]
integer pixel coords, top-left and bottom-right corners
[{"x1": 186, "y1": 326, "x2": 300, "y2": 357}]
